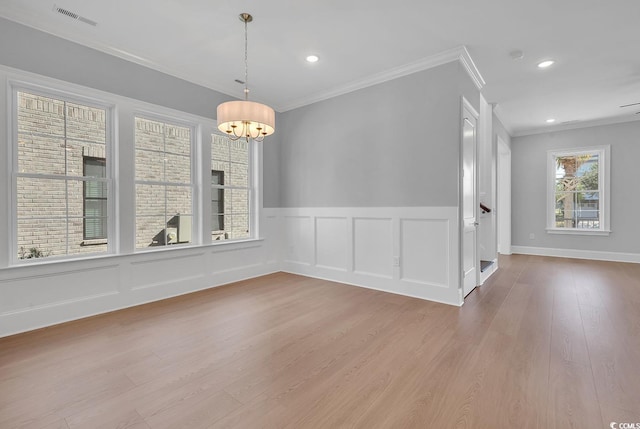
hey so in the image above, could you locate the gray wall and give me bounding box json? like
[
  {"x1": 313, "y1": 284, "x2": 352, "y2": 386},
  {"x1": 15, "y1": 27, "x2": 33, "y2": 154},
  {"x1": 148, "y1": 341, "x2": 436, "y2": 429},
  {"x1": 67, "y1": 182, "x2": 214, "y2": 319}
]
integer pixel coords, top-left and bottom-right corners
[
  {"x1": 1, "y1": 18, "x2": 480, "y2": 211},
  {"x1": 0, "y1": 17, "x2": 233, "y2": 119},
  {"x1": 270, "y1": 61, "x2": 478, "y2": 208},
  {"x1": 512, "y1": 120, "x2": 640, "y2": 254}
]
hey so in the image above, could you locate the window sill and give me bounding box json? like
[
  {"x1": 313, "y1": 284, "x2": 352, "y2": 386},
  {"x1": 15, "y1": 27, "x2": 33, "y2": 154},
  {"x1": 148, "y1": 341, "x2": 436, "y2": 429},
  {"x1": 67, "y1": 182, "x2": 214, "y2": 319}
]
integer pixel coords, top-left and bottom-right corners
[
  {"x1": 546, "y1": 228, "x2": 611, "y2": 236},
  {"x1": 5, "y1": 239, "x2": 265, "y2": 270}
]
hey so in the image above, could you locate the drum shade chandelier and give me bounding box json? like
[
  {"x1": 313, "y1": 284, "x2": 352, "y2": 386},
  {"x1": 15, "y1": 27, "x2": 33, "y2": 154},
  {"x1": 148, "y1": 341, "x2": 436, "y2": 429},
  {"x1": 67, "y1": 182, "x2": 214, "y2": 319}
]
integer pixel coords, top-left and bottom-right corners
[{"x1": 217, "y1": 13, "x2": 275, "y2": 142}]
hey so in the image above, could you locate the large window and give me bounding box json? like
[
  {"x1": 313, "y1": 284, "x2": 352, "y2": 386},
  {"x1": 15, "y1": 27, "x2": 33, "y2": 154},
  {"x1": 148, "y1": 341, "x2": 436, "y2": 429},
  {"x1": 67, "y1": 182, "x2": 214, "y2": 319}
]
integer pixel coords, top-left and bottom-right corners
[
  {"x1": 135, "y1": 117, "x2": 193, "y2": 248},
  {"x1": 211, "y1": 134, "x2": 251, "y2": 241},
  {"x1": 14, "y1": 90, "x2": 110, "y2": 260},
  {"x1": 547, "y1": 146, "x2": 610, "y2": 235},
  {"x1": 8, "y1": 78, "x2": 261, "y2": 266}
]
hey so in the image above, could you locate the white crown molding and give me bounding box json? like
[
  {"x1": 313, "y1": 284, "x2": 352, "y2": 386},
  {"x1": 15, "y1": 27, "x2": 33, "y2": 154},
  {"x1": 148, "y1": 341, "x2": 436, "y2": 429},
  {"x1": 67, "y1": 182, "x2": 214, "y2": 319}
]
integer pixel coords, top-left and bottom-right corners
[
  {"x1": 279, "y1": 45, "x2": 485, "y2": 112},
  {"x1": 458, "y1": 46, "x2": 486, "y2": 91},
  {"x1": 512, "y1": 246, "x2": 640, "y2": 264},
  {"x1": 3, "y1": 14, "x2": 486, "y2": 114},
  {"x1": 513, "y1": 114, "x2": 640, "y2": 137}
]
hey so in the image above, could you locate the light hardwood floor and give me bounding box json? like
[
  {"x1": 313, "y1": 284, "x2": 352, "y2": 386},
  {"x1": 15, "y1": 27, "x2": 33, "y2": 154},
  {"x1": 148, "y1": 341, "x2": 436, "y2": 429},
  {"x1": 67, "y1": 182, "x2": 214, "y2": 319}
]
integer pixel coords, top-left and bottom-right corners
[{"x1": 1, "y1": 254, "x2": 639, "y2": 428}]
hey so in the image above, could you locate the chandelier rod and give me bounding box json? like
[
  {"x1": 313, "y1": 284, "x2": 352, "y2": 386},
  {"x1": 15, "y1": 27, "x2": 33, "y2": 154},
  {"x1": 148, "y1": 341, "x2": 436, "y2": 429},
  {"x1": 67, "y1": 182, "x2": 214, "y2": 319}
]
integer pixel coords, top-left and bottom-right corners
[{"x1": 241, "y1": 13, "x2": 251, "y2": 101}]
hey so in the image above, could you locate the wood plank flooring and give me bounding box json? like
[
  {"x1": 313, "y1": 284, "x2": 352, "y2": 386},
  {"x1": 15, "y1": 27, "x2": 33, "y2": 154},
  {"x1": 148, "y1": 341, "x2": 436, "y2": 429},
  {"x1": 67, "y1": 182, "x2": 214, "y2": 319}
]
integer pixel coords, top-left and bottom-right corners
[{"x1": 1, "y1": 254, "x2": 639, "y2": 428}]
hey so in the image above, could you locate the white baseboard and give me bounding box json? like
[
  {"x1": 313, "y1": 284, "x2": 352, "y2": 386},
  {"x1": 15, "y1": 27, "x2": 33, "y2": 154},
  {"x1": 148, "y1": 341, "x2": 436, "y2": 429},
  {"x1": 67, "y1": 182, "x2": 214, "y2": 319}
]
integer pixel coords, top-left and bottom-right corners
[{"x1": 511, "y1": 246, "x2": 640, "y2": 264}]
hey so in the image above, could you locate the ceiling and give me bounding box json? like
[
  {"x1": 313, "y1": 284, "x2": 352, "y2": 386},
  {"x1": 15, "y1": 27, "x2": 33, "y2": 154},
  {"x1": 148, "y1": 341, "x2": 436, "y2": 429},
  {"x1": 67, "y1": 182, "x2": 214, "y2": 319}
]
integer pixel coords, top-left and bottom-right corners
[{"x1": 2, "y1": 0, "x2": 639, "y2": 135}]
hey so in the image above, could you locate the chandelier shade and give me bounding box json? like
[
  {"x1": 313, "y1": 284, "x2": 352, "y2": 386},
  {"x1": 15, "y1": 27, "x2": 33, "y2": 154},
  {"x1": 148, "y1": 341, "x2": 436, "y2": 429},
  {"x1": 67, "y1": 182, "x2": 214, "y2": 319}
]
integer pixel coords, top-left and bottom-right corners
[{"x1": 217, "y1": 100, "x2": 275, "y2": 141}]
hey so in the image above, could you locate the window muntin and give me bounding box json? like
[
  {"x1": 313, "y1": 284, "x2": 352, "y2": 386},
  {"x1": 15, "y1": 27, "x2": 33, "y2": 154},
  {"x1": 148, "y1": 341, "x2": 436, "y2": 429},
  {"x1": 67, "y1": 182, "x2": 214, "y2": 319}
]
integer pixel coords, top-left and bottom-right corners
[
  {"x1": 14, "y1": 90, "x2": 110, "y2": 260},
  {"x1": 211, "y1": 134, "x2": 251, "y2": 241},
  {"x1": 135, "y1": 117, "x2": 193, "y2": 248},
  {"x1": 548, "y1": 147, "x2": 610, "y2": 234}
]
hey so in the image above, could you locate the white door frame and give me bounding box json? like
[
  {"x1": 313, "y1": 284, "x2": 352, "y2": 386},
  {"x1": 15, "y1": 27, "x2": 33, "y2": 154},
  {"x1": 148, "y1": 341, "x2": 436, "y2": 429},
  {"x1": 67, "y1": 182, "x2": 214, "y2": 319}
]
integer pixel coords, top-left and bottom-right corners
[
  {"x1": 497, "y1": 136, "x2": 511, "y2": 255},
  {"x1": 461, "y1": 97, "x2": 479, "y2": 299}
]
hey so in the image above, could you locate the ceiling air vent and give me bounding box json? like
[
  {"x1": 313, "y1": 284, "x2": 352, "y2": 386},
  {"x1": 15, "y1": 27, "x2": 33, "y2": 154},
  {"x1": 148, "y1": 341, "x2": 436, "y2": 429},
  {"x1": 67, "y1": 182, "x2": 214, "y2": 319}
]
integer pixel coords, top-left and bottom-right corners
[{"x1": 53, "y1": 5, "x2": 97, "y2": 26}]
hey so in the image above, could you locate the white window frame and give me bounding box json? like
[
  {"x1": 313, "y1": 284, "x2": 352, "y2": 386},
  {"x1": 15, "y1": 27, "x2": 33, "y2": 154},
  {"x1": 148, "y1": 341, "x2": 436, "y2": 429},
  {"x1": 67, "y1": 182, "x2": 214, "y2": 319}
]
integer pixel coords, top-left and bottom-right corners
[
  {"x1": 546, "y1": 145, "x2": 611, "y2": 236},
  {"x1": 9, "y1": 82, "x2": 115, "y2": 264},
  {"x1": 2, "y1": 68, "x2": 263, "y2": 269},
  {"x1": 210, "y1": 132, "x2": 256, "y2": 243},
  {"x1": 133, "y1": 111, "x2": 199, "y2": 251}
]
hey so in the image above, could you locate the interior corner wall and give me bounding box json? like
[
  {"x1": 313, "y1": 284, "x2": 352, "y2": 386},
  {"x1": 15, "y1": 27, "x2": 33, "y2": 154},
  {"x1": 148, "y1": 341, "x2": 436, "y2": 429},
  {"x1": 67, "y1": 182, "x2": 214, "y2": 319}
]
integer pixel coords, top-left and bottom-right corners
[{"x1": 511, "y1": 120, "x2": 640, "y2": 261}]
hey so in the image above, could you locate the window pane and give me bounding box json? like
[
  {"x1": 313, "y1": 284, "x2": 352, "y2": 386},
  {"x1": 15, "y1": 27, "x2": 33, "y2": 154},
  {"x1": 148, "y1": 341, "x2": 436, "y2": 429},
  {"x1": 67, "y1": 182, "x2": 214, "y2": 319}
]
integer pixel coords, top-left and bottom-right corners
[
  {"x1": 164, "y1": 124, "x2": 191, "y2": 156},
  {"x1": 18, "y1": 219, "x2": 66, "y2": 259},
  {"x1": 66, "y1": 102, "x2": 106, "y2": 144},
  {"x1": 17, "y1": 177, "x2": 67, "y2": 219},
  {"x1": 231, "y1": 189, "x2": 249, "y2": 214},
  {"x1": 226, "y1": 214, "x2": 250, "y2": 240},
  {"x1": 212, "y1": 160, "x2": 230, "y2": 183},
  {"x1": 136, "y1": 149, "x2": 165, "y2": 182},
  {"x1": 135, "y1": 118, "x2": 164, "y2": 151},
  {"x1": 84, "y1": 196, "x2": 107, "y2": 240},
  {"x1": 230, "y1": 162, "x2": 248, "y2": 187},
  {"x1": 17, "y1": 135, "x2": 66, "y2": 176},
  {"x1": 166, "y1": 186, "x2": 192, "y2": 216},
  {"x1": 84, "y1": 180, "x2": 107, "y2": 199},
  {"x1": 84, "y1": 157, "x2": 106, "y2": 178},
  {"x1": 212, "y1": 214, "x2": 224, "y2": 232},
  {"x1": 136, "y1": 184, "x2": 165, "y2": 216},
  {"x1": 575, "y1": 191, "x2": 600, "y2": 229},
  {"x1": 576, "y1": 157, "x2": 599, "y2": 192},
  {"x1": 229, "y1": 140, "x2": 249, "y2": 164},
  {"x1": 165, "y1": 153, "x2": 191, "y2": 184},
  {"x1": 212, "y1": 134, "x2": 230, "y2": 161},
  {"x1": 136, "y1": 216, "x2": 166, "y2": 248},
  {"x1": 17, "y1": 92, "x2": 65, "y2": 137}
]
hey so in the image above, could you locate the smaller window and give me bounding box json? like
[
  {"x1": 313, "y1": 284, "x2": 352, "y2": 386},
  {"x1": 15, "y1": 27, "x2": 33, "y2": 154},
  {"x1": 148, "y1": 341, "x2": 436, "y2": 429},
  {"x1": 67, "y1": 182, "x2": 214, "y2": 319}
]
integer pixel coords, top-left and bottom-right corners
[
  {"x1": 211, "y1": 134, "x2": 252, "y2": 241},
  {"x1": 211, "y1": 170, "x2": 225, "y2": 233},
  {"x1": 547, "y1": 146, "x2": 610, "y2": 235},
  {"x1": 83, "y1": 157, "x2": 107, "y2": 240}
]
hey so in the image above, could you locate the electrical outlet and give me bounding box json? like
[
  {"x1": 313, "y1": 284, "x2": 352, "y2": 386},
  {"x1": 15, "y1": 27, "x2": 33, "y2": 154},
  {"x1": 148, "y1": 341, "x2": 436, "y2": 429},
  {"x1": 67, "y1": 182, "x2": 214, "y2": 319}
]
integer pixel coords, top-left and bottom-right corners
[
  {"x1": 529, "y1": 233, "x2": 535, "y2": 240},
  {"x1": 393, "y1": 256, "x2": 400, "y2": 267}
]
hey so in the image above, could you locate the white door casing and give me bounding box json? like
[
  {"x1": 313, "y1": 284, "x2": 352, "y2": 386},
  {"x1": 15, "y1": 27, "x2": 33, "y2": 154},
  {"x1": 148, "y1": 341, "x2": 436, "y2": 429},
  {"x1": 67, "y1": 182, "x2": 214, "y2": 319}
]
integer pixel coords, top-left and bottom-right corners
[
  {"x1": 462, "y1": 100, "x2": 478, "y2": 298},
  {"x1": 497, "y1": 137, "x2": 512, "y2": 255}
]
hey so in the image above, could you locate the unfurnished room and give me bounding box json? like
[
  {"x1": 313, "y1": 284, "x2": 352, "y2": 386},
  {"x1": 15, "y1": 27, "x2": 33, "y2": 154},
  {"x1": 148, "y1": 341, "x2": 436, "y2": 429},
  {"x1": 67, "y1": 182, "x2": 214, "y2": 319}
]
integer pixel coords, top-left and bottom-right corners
[{"x1": 0, "y1": 1, "x2": 639, "y2": 428}]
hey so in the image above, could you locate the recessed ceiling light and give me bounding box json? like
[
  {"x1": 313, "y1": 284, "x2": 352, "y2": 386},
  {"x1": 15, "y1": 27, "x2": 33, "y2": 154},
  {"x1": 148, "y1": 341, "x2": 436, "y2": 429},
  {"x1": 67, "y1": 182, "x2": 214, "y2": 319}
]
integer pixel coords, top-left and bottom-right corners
[
  {"x1": 306, "y1": 55, "x2": 319, "y2": 63},
  {"x1": 537, "y1": 60, "x2": 555, "y2": 68},
  {"x1": 546, "y1": 118, "x2": 556, "y2": 123}
]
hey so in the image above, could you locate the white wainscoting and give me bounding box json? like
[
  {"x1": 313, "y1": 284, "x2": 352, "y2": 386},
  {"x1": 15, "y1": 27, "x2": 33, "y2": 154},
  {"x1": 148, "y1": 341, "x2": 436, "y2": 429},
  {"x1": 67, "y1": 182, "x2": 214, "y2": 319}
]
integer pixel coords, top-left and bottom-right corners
[
  {"x1": 0, "y1": 207, "x2": 463, "y2": 338},
  {"x1": 279, "y1": 207, "x2": 462, "y2": 306},
  {"x1": 0, "y1": 209, "x2": 281, "y2": 338}
]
